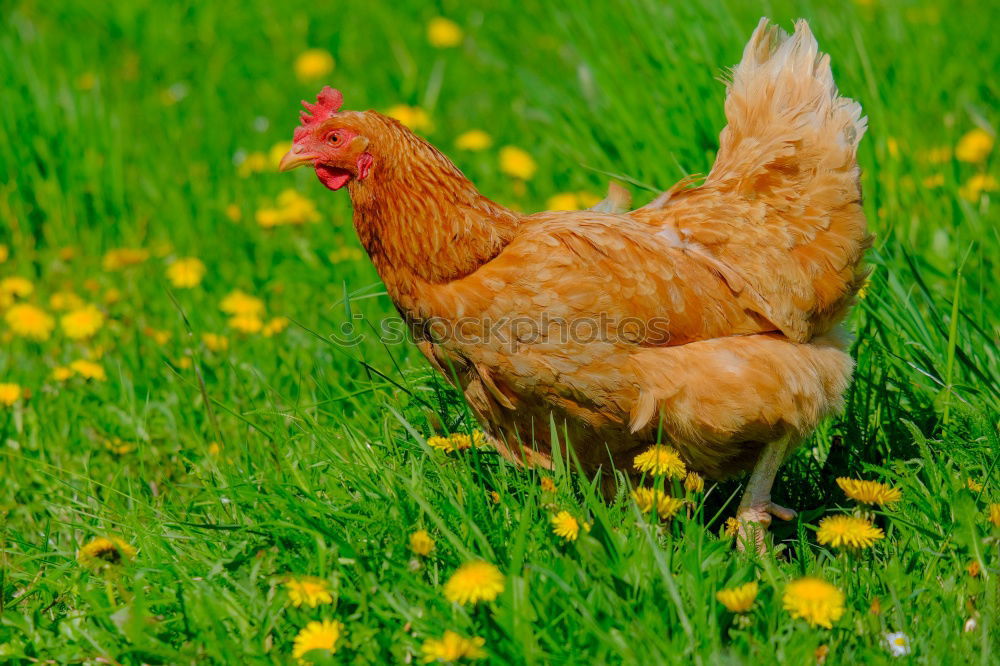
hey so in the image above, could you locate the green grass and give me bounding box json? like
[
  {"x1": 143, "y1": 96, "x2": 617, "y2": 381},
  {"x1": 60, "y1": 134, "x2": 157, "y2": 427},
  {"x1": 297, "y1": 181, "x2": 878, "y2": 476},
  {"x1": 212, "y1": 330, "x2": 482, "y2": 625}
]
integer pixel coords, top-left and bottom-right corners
[{"x1": 1, "y1": 0, "x2": 998, "y2": 663}]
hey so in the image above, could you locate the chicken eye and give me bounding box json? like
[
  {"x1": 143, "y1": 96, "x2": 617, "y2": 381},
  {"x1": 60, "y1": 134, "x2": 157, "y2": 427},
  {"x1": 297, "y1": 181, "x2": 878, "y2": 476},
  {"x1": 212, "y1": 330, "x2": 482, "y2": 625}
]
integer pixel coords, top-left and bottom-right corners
[{"x1": 327, "y1": 132, "x2": 341, "y2": 145}]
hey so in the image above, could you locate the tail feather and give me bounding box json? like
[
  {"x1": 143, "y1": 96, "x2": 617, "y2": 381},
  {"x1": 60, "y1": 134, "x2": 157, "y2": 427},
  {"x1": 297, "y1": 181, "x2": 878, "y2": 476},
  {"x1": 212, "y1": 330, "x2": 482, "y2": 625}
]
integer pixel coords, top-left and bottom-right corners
[
  {"x1": 709, "y1": 18, "x2": 867, "y2": 191},
  {"x1": 657, "y1": 19, "x2": 871, "y2": 342}
]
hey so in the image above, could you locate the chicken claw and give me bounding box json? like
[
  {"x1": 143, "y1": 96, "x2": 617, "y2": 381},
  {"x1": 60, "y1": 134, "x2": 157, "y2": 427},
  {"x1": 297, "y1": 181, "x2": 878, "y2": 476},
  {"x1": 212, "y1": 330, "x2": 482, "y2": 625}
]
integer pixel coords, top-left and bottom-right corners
[
  {"x1": 736, "y1": 501, "x2": 798, "y2": 554},
  {"x1": 734, "y1": 434, "x2": 798, "y2": 554}
]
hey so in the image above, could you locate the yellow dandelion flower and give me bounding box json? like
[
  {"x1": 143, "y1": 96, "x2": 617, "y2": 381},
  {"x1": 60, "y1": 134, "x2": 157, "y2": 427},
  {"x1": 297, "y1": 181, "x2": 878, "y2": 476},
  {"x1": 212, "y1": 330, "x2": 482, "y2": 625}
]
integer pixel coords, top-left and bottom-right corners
[
  {"x1": 410, "y1": 529, "x2": 435, "y2": 556},
  {"x1": 499, "y1": 146, "x2": 537, "y2": 180},
  {"x1": 262, "y1": 316, "x2": 290, "y2": 337},
  {"x1": 576, "y1": 191, "x2": 602, "y2": 207},
  {"x1": 856, "y1": 277, "x2": 872, "y2": 300},
  {"x1": 225, "y1": 203, "x2": 242, "y2": 222},
  {"x1": 546, "y1": 192, "x2": 580, "y2": 211},
  {"x1": 143, "y1": 326, "x2": 172, "y2": 345},
  {"x1": 988, "y1": 503, "x2": 1000, "y2": 528},
  {"x1": 448, "y1": 432, "x2": 475, "y2": 451},
  {"x1": 275, "y1": 188, "x2": 321, "y2": 225},
  {"x1": 256, "y1": 189, "x2": 320, "y2": 227},
  {"x1": 540, "y1": 476, "x2": 557, "y2": 493},
  {"x1": 292, "y1": 619, "x2": 344, "y2": 662},
  {"x1": 959, "y1": 173, "x2": 999, "y2": 202},
  {"x1": 269, "y1": 141, "x2": 293, "y2": 169},
  {"x1": 77, "y1": 536, "x2": 136, "y2": 572},
  {"x1": 202, "y1": 332, "x2": 229, "y2": 352},
  {"x1": 815, "y1": 515, "x2": 884, "y2": 550},
  {"x1": 684, "y1": 472, "x2": 705, "y2": 493},
  {"x1": 103, "y1": 288, "x2": 122, "y2": 305},
  {"x1": 102, "y1": 247, "x2": 149, "y2": 271},
  {"x1": 427, "y1": 17, "x2": 463, "y2": 48},
  {"x1": 633, "y1": 445, "x2": 687, "y2": 478},
  {"x1": 238, "y1": 151, "x2": 268, "y2": 178},
  {"x1": 632, "y1": 487, "x2": 656, "y2": 514},
  {"x1": 166, "y1": 257, "x2": 206, "y2": 288},
  {"x1": 443, "y1": 561, "x2": 504, "y2": 605},
  {"x1": 52, "y1": 366, "x2": 73, "y2": 382},
  {"x1": 723, "y1": 516, "x2": 740, "y2": 537},
  {"x1": 0, "y1": 383, "x2": 22, "y2": 407},
  {"x1": 967, "y1": 560, "x2": 980, "y2": 577},
  {"x1": 102, "y1": 437, "x2": 135, "y2": 455},
  {"x1": 955, "y1": 128, "x2": 994, "y2": 163},
  {"x1": 488, "y1": 490, "x2": 501, "y2": 504},
  {"x1": 229, "y1": 314, "x2": 263, "y2": 334},
  {"x1": 279, "y1": 201, "x2": 314, "y2": 225},
  {"x1": 836, "y1": 478, "x2": 901, "y2": 507},
  {"x1": 256, "y1": 208, "x2": 283, "y2": 228},
  {"x1": 427, "y1": 435, "x2": 455, "y2": 452},
  {"x1": 6, "y1": 304, "x2": 56, "y2": 341},
  {"x1": 966, "y1": 478, "x2": 983, "y2": 493},
  {"x1": 921, "y1": 146, "x2": 952, "y2": 163},
  {"x1": 421, "y1": 631, "x2": 486, "y2": 663},
  {"x1": 69, "y1": 359, "x2": 106, "y2": 381},
  {"x1": 455, "y1": 130, "x2": 492, "y2": 151},
  {"x1": 220, "y1": 290, "x2": 264, "y2": 317},
  {"x1": 922, "y1": 173, "x2": 945, "y2": 189},
  {"x1": 427, "y1": 431, "x2": 486, "y2": 452},
  {"x1": 551, "y1": 511, "x2": 582, "y2": 541},
  {"x1": 328, "y1": 247, "x2": 364, "y2": 263},
  {"x1": 0, "y1": 276, "x2": 33, "y2": 298},
  {"x1": 716, "y1": 581, "x2": 758, "y2": 613},
  {"x1": 49, "y1": 291, "x2": 84, "y2": 311},
  {"x1": 294, "y1": 48, "x2": 335, "y2": 82},
  {"x1": 285, "y1": 576, "x2": 334, "y2": 608},
  {"x1": 632, "y1": 487, "x2": 685, "y2": 520},
  {"x1": 61, "y1": 305, "x2": 105, "y2": 340},
  {"x1": 886, "y1": 136, "x2": 899, "y2": 159},
  {"x1": 782, "y1": 577, "x2": 845, "y2": 628},
  {"x1": 386, "y1": 105, "x2": 432, "y2": 132}
]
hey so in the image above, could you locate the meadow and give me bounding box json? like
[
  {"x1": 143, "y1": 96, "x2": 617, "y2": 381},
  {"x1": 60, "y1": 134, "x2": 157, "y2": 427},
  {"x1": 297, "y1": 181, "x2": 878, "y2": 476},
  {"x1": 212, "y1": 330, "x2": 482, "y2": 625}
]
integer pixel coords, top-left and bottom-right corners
[{"x1": 1, "y1": 0, "x2": 998, "y2": 663}]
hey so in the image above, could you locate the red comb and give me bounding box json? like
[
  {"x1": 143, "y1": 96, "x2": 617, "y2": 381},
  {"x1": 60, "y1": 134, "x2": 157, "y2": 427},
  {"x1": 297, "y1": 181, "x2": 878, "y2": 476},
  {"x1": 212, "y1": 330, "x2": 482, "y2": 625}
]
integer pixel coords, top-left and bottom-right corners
[{"x1": 293, "y1": 86, "x2": 343, "y2": 140}]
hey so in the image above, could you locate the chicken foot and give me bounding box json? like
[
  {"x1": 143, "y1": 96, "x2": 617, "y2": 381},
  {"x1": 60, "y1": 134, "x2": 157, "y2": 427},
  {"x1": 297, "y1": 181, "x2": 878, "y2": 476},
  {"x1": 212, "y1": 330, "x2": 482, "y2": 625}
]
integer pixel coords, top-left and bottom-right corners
[{"x1": 736, "y1": 433, "x2": 798, "y2": 554}]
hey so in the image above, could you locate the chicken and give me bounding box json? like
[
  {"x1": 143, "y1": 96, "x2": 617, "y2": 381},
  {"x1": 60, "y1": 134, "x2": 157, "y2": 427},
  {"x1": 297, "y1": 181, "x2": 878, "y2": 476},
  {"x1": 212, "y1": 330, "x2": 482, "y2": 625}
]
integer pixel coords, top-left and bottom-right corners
[{"x1": 280, "y1": 18, "x2": 869, "y2": 551}]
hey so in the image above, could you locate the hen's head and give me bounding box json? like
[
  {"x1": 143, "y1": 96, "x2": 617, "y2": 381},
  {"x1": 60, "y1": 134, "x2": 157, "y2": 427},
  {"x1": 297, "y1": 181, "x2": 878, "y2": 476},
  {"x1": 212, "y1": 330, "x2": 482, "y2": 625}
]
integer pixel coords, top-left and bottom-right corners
[{"x1": 279, "y1": 86, "x2": 375, "y2": 191}]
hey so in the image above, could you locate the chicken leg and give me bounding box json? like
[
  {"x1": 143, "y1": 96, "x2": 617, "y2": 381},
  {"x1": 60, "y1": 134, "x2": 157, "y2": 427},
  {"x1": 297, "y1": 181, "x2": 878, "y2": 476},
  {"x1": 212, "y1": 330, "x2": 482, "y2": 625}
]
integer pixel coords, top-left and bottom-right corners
[{"x1": 736, "y1": 433, "x2": 798, "y2": 553}]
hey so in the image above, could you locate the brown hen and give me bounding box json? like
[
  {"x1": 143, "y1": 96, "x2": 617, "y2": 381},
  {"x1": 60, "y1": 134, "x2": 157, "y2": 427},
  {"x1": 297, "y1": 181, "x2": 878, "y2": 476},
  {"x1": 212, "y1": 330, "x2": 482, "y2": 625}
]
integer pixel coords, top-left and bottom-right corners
[{"x1": 280, "y1": 19, "x2": 870, "y2": 550}]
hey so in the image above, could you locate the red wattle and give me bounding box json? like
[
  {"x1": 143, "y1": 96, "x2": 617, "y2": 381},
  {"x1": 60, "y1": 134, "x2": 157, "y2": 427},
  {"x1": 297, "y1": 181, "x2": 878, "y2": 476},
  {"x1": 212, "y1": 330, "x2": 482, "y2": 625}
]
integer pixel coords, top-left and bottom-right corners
[{"x1": 315, "y1": 164, "x2": 352, "y2": 190}]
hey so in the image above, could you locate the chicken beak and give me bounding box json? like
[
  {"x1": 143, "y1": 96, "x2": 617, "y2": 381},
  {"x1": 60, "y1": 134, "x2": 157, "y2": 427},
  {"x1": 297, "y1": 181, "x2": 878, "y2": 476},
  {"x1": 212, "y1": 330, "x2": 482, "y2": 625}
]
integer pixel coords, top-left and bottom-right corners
[{"x1": 279, "y1": 145, "x2": 316, "y2": 172}]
